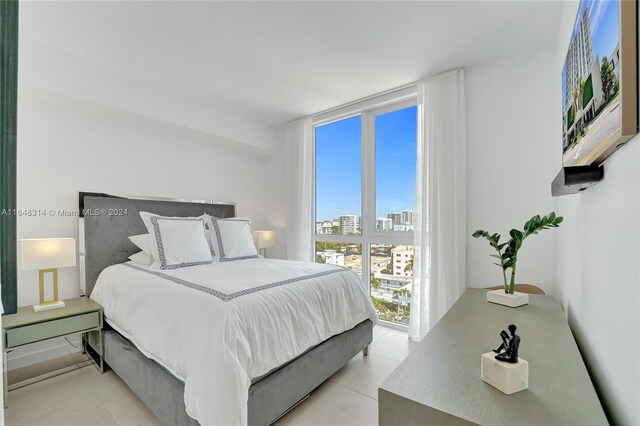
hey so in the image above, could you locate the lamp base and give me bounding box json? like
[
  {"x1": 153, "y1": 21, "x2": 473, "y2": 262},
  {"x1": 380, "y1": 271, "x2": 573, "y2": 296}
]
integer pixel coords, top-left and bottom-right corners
[{"x1": 33, "y1": 300, "x2": 66, "y2": 312}]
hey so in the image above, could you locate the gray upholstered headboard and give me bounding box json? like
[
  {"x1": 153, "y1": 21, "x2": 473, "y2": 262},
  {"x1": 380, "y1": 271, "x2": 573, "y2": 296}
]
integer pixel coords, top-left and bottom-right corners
[{"x1": 81, "y1": 193, "x2": 235, "y2": 297}]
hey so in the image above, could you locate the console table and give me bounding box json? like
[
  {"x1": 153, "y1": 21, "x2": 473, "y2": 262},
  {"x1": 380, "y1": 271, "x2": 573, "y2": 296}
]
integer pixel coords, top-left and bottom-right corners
[{"x1": 379, "y1": 289, "x2": 607, "y2": 425}]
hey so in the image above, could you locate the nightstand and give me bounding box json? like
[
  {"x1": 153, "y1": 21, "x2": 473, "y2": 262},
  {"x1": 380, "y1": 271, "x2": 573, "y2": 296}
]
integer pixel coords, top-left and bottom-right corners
[{"x1": 2, "y1": 297, "x2": 103, "y2": 406}]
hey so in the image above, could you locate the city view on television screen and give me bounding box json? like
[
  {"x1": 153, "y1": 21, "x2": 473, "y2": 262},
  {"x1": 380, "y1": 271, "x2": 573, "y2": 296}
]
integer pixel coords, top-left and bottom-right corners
[{"x1": 562, "y1": 0, "x2": 620, "y2": 167}]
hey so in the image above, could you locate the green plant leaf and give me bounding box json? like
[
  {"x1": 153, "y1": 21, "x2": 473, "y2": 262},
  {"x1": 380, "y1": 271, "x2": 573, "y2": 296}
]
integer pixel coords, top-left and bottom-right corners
[
  {"x1": 533, "y1": 215, "x2": 541, "y2": 227},
  {"x1": 509, "y1": 229, "x2": 523, "y2": 241}
]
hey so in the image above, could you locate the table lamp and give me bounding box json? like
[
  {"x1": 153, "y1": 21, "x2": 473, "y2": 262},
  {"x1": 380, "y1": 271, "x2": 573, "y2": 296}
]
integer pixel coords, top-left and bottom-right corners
[
  {"x1": 19, "y1": 238, "x2": 76, "y2": 312},
  {"x1": 252, "y1": 231, "x2": 275, "y2": 258}
]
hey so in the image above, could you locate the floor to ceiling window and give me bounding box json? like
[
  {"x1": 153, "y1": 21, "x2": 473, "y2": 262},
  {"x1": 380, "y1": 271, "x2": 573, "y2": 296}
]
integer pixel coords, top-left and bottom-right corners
[{"x1": 313, "y1": 95, "x2": 417, "y2": 327}]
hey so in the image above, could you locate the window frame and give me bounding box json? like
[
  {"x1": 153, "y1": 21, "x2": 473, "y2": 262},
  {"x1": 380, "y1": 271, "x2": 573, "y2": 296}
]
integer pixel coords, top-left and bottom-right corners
[
  {"x1": 367, "y1": 98, "x2": 417, "y2": 239},
  {"x1": 311, "y1": 90, "x2": 417, "y2": 328}
]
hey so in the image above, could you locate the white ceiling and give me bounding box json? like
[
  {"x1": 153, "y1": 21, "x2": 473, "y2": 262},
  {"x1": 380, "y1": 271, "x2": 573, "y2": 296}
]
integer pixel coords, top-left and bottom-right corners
[{"x1": 21, "y1": 1, "x2": 562, "y2": 127}]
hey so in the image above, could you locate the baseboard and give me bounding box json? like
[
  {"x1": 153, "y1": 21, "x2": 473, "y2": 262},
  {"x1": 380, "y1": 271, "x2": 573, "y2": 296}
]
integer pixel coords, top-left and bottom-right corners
[{"x1": 6, "y1": 334, "x2": 82, "y2": 370}]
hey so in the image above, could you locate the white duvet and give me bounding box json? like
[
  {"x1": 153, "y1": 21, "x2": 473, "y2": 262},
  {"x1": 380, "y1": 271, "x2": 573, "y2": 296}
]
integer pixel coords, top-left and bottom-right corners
[{"x1": 91, "y1": 258, "x2": 378, "y2": 425}]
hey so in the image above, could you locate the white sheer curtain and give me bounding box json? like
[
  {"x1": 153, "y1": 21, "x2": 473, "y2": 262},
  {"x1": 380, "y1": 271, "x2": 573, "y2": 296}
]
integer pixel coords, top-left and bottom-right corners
[
  {"x1": 410, "y1": 69, "x2": 467, "y2": 341},
  {"x1": 286, "y1": 117, "x2": 313, "y2": 262}
]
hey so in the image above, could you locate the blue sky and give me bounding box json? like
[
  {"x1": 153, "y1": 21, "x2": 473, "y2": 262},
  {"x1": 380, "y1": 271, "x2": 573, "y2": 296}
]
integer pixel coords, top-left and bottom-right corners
[
  {"x1": 315, "y1": 106, "x2": 416, "y2": 222},
  {"x1": 562, "y1": 0, "x2": 619, "y2": 110},
  {"x1": 374, "y1": 106, "x2": 417, "y2": 217}
]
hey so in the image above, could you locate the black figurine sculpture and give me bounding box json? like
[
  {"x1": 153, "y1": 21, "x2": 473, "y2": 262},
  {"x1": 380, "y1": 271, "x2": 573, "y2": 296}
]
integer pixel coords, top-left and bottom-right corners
[{"x1": 492, "y1": 324, "x2": 520, "y2": 363}]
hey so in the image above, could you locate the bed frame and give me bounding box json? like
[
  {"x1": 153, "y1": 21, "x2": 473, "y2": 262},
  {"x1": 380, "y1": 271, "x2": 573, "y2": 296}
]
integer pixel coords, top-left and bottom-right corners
[{"x1": 81, "y1": 193, "x2": 373, "y2": 426}]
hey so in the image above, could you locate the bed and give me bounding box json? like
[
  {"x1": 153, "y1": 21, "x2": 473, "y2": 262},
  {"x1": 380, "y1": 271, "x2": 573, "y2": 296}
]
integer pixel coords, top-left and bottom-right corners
[{"x1": 80, "y1": 193, "x2": 376, "y2": 426}]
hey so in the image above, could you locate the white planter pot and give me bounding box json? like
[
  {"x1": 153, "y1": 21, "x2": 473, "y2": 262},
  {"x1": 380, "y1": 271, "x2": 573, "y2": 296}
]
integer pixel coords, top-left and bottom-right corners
[{"x1": 486, "y1": 289, "x2": 529, "y2": 308}]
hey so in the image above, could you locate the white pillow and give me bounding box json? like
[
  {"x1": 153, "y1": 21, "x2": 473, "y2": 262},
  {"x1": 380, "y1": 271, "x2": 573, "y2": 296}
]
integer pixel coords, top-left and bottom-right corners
[
  {"x1": 203, "y1": 214, "x2": 251, "y2": 227},
  {"x1": 129, "y1": 251, "x2": 154, "y2": 266},
  {"x1": 129, "y1": 234, "x2": 153, "y2": 255},
  {"x1": 130, "y1": 231, "x2": 215, "y2": 256},
  {"x1": 207, "y1": 217, "x2": 258, "y2": 262},
  {"x1": 140, "y1": 212, "x2": 213, "y2": 270}
]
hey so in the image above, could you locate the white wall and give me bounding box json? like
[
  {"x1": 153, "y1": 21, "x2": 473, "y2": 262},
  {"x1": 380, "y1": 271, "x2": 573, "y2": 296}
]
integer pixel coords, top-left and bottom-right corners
[
  {"x1": 554, "y1": 2, "x2": 640, "y2": 424},
  {"x1": 262, "y1": 126, "x2": 289, "y2": 260},
  {"x1": 465, "y1": 47, "x2": 559, "y2": 295},
  {"x1": 16, "y1": 87, "x2": 268, "y2": 305}
]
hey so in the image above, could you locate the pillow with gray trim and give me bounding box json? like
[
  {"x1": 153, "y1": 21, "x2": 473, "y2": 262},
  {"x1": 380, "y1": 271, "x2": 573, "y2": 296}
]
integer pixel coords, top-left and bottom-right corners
[
  {"x1": 206, "y1": 216, "x2": 258, "y2": 262},
  {"x1": 130, "y1": 231, "x2": 214, "y2": 257},
  {"x1": 139, "y1": 212, "x2": 213, "y2": 270}
]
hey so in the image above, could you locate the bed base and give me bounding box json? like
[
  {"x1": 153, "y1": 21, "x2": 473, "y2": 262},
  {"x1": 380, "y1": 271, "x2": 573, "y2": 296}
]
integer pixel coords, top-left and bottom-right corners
[{"x1": 101, "y1": 319, "x2": 373, "y2": 426}]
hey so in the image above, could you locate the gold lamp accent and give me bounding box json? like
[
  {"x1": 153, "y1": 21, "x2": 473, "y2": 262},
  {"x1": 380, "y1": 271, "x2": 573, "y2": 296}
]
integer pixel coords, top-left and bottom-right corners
[
  {"x1": 252, "y1": 230, "x2": 276, "y2": 258},
  {"x1": 19, "y1": 238, "x2": 76, "y2": 312}
]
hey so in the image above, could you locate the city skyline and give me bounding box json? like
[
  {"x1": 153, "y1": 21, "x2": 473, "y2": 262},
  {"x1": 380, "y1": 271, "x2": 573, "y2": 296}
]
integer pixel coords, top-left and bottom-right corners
[{"x1": 316, "y1": 209, "x2": 416, "y2": 234}]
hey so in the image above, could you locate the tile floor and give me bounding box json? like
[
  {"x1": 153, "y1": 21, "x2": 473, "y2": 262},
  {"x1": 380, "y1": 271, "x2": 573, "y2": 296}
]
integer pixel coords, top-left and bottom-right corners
[{"x1": 5, "y1": 325, "x2": 416, "y2": 426}]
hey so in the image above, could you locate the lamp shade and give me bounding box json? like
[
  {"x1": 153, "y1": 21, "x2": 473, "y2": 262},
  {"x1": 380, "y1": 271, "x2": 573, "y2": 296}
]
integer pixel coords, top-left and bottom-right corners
[
  {"x1": 252, "y1": 231, "x2": 276, "y2": 249},
  {"x1": 18, "y1": 238, "x2": 77, "y2": 271}
]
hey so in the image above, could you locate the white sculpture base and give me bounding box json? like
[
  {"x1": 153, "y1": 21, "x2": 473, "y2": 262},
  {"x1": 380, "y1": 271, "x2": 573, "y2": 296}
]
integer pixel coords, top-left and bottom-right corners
[
  {"x1": 486, "y1": 289, "x2": 529, "y2": 307},
  {"x1": 33, "y1": 300, "x2": 66, "y2": 312},
  {"x1": 481, "y1": 351, "x2": 528, "y2": 395}
]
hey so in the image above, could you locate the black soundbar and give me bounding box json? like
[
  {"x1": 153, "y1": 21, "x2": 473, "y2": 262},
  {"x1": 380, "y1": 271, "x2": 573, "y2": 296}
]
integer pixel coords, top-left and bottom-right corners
[{"x1": 551, "y1": 165, "x2": 604, "y2": 196}]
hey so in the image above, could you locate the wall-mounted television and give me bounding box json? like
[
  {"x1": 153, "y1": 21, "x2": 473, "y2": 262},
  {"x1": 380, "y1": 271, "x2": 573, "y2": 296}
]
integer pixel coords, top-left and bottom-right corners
[{"x1": 561, "y1": 0, "x2": 637, "y2": 167}]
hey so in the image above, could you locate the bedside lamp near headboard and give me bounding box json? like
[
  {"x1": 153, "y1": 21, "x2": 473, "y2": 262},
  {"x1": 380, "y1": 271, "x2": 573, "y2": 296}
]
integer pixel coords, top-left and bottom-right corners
[
  {"x1": 253, "y1": 231, "x2": 276, "y2": 258},
  {"x1": 18, "y1": 238, "x2": 76, "y2": 312}
]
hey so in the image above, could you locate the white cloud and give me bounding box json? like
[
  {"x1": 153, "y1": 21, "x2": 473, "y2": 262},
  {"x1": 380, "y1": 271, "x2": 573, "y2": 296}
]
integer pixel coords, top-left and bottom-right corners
[{"x1": 587, "y1": 0, "x2": 606, "y2": 36}]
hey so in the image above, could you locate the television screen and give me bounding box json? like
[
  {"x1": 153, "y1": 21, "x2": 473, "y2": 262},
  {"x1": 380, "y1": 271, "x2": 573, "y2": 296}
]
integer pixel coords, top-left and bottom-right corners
[{"x1": 561, "y1": 0, "x2": 637, "y2": 167}]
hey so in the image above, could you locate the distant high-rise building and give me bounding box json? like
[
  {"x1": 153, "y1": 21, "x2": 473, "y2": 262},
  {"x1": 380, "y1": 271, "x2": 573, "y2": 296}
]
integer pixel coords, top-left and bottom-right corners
[
  {"x1": 565, "y1": 9, "x2": 594, "y2": 111},
  {"x1": 376, "y1": 218, "x2": 393, "y2": 231},
  {"x1": 315, "y1": 220, "x2": 333, "y2": 235},
  {"x1": 402, "y1": 210, "x2": 415, "y2": 226},
  {"x1": 320, "y1": 250, "x2": 344, "y2": 266},
  {"x1": 391, "y1": 245, "x2": 414, "y2": 277},
  {"x1": 388, "y1": 212, "x2": 402, "y2": 226},
  {"x1": 339, "y1": 215, "x2": 359, "y2": 235}
]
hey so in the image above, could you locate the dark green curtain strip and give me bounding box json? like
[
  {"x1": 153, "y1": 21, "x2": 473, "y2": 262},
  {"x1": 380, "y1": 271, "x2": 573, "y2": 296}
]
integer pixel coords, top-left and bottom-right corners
[{"x1": 1, "y1": 0, "x2": 19, "y2": 315}]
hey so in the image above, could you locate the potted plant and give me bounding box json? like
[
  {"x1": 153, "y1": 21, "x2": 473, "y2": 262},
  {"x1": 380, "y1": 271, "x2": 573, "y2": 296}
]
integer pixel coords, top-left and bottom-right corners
[{"x1": 472, "y1": 212, "x2": 563, "y2": 307}]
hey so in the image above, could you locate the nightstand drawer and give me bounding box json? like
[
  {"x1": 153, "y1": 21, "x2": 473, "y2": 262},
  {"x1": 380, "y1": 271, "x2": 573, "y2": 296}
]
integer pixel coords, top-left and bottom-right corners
[{"x1": 6, "y1": 311, "x2": 100, "y2": 347}]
